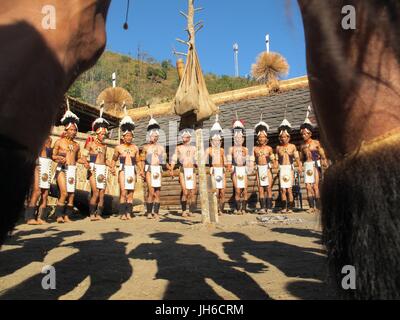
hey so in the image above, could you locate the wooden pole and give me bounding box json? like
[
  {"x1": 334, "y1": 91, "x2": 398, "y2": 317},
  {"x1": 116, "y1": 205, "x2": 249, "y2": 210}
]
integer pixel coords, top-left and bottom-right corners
[
  {"x1": 195, "y1": 125, "x2": 210, "y2": 223},
  {"x1": 265, "y1": 34, "x2": 270, "y2": 53},
  {"x1": 178, "y1": 0, "x2": 217, "y2": 224}
]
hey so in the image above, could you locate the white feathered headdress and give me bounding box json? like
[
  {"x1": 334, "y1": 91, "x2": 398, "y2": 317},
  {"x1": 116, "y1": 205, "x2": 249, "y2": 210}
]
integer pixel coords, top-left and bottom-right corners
[
  {"x1": 119, "y1": 103, "x2": 135, "y2": 136},
  {"x1": 61, "y1": 98, "x2": 79, "y2": 130}
]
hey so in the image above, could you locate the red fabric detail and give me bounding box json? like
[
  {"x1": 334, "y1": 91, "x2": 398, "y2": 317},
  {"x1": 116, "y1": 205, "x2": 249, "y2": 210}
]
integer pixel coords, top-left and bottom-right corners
[{"x1": 85, "y1": 136, "x2": 94, "y2": 148}]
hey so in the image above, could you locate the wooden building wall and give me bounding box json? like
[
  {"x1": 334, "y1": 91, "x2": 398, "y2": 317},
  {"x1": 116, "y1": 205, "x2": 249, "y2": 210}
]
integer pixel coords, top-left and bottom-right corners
[
  {"x1": 149, "y1": 165, "x2": 315, "y2": 212},
  {"x1": 147, "y1": 130, "x2": 323, "y2": 212},
  {"x1": 46, "y1": 128, "x2": 321, "y2": 214}
]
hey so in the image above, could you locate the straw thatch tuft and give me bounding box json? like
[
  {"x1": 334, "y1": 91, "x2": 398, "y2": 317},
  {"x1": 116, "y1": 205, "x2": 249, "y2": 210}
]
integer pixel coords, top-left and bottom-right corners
[{"x1": 251, "y1": 52, "x2": 289, "y2": 90}]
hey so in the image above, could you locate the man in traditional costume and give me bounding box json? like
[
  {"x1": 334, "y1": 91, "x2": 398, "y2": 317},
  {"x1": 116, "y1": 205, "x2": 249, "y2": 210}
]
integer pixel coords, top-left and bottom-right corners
[
  {"x1": 276, "y1": 118, "x2": 302, "y2": 213},
  {"x1": 53, "y1": 109, "x2": 90, "y2": 223},
  {"x1": 205, "y1": 116, "x2": 227, "y2": 215},
  {"x1": 300, "y1": 107, "x2": 328, "y2": 213},
  {"x1": 84, "y1": 107, "x2": 114, "y2": 221},
  {"x1": 227, "y1": 117, "x2": 254, "y2": 215},
  {"x1": 169, "y1": 129, "x2": 197, "y2": 218},
  {"x1": 253, "y1": 117, "x2": 276, "y2": 214},
  {"x1": 110, "y1": 113, "x2": 140, "y2": 221},
  {"x1": 140, "y1": 116, "x2": 167, "y2": 220},
  {"x1": 24, "y1": 136, "x2": 53, "y2": 225}
]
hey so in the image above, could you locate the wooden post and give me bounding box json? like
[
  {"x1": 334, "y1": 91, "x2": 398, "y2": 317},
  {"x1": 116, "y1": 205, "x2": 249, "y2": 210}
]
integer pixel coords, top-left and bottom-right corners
[
  {"x1": 178, "y1": 0, "x2": 217, "y2": 224},
  {"x1": 194, "y1": 125, "x2": 219, "y2": 224},
  {"x1": 195, "y1": 126, "x2": 210, "y2": 223}
]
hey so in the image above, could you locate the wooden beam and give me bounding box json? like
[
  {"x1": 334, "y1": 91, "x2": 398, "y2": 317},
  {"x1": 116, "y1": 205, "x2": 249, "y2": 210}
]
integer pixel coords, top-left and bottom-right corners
[{"x1": 125, "y1": 102, "x2": 173, "y2": 120}]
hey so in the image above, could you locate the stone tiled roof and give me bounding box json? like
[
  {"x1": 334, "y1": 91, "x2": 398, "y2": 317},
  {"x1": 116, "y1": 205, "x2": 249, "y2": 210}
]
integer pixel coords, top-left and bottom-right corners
[{"x1": 131, "y1": 87, "x2": 315, "y2": 147}]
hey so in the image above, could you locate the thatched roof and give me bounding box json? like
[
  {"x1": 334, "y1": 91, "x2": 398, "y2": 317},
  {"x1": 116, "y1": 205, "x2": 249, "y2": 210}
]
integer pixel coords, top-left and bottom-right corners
[{"x1": 57, "y1": 96, "x2": 120, "y2": 132}]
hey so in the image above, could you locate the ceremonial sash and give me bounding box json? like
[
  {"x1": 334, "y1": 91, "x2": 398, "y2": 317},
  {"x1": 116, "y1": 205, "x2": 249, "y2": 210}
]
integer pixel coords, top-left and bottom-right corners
[
  {"x1": 279, "y1": 165, "x2": 293, "y2": 189},
  {"x1": 234, "y1": 166, "x2": 246, "y2": 189},
  {"x1": 304, "y1": 161, "x2": 316, "y2": 184},
  {"x1": 183, "y1": 168, "x2": 195, "y2": 190},
  {"x1": 38, "y1": 157, "x2": 52, "y2": 190},
  {"x1": 94, "y1": 164, "x2": 107, "y2": 190},
  {"x1": 211, "y1": 167, "x2": 224, "y2": 190},
  {"x1": 66, "y1": 165, "x2": 77, "y2": 193},
  {"x1": 257, "y1": 165, "x2": 269, "y2": 187},
  {"x1": 150, "y1": 165, "x2": 162, "y2": 188},
  {"x1": 124, "y1": 165, "x2": 136, "y2": 190}
]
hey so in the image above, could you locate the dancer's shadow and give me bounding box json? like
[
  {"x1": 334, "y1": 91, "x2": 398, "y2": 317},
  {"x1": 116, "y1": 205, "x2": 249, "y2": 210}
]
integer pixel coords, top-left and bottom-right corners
[
  {"x1": 271, "y1": 227, "x2": 323, "y2": 245},
  {"x1": 0, "y1": 230, "x2": 83, "y2": 278},
  {"x1": 5, "y1": 226, "x2": 60, "y2": 243},
  {"x1": 159, "y1": 215, "x2": 201, "y2": 226},
  {"x1": 214, "y1": 232, "x2": 335, "y2": 299},
  {"x1": 130, "y1": 232, "x2": 270, "y2": 300},
  {"x1": 0, "y1": 231, "x2": 132, "y2": 300}
]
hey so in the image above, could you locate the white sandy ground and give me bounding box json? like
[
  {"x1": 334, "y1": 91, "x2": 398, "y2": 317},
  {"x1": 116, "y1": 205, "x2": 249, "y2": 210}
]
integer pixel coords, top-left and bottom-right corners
[{"x1": 0, "y1": 211, "x2": 336, "y2": 300}]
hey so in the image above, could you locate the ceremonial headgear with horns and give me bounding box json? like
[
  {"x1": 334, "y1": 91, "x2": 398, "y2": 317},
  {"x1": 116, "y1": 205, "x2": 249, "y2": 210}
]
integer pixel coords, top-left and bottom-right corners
[
  {"x1": 120, "y1": 104, "x2": 135, "y2": 136},
  {"x1": 92, "y1": 103, "x2": 110, "y2": 134},
  {"x1": 181, "y1": 128, "x2": 193, "y2": 138},
  {"x1": 300, "y1": 106, "x2": 314, "y2": 133},
  {"x1": 254, "y1": 114, "x2": 269, "y2": 137},
  {"x1": 278, "y1": 104, "x2": 292, "y2": 136},
  {"x1": 61, "y1": 98, "x2": 79, "y2": 130},
  {"x1": 210, "y1": 115, "x2": 223, "y2": 140},
  {"x1": 278, "y1": 118, "x2": 292, "y2": 136},
  {"x1": 147, "y1": 116, "x2": 161, "y2": 137},
  {"x1": 232, "y1": 112, "x2": 245, "y2": 137}
]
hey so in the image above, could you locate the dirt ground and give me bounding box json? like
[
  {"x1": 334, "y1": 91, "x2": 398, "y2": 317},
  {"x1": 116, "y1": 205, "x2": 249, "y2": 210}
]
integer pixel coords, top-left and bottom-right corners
[{"x1": 0, "y1": 210, "x2": 337, "y2": 300}]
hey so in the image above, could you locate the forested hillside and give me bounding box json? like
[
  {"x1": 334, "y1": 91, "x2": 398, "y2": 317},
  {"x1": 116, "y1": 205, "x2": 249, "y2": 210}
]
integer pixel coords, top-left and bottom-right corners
[{"x1": 68, "y1": 51, "x2": 257, "y2": 108}]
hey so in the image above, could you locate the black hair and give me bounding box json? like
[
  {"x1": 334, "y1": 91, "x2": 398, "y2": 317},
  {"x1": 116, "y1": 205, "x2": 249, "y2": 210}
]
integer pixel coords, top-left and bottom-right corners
[
  {"x1": 93, "y1": 121, "x2": 109, "y2": 132},
  {"x1": 278, "y1": 125, "x2": 292, "y2": 135},
  {"x1": 121, "y1": 123, "x2": 135, "y2": 133},
  {"x1": 147, "y1": 123, "x2": 161, "y2": 132},
  {"x1": 300, "y1": 123, "x2": 313, "y2": 133},
  {"x1": 255, "y1": 124, "x2": 269, "y2": 136}
]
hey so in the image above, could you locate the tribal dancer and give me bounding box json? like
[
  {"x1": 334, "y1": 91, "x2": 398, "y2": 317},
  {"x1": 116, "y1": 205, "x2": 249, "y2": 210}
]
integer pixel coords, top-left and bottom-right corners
[
  {"x1": 205, "y1": 116, "x2": 227, "y2": 215},
  {"x1": 24, "y1": 136, "x2": 53, "y2": 225},
  {"x1": 300, "y1": 107, "x2": 328, "y2": 213},
  {"x1": 140, "y1": 116, "x2": 167, "y2": 220},
  {"x1": 227, "y1": 117, "x2": 254, "y2": 215},
  {"x1": 276, "y1": 118, "x2": 302, "y2": 213},
  {"x1": 53, "y1": 108, "x2": 90, "y2": 223},
  {"x1": 84, "y1": 106, "x2": 114, "y2": 221},
  {"x1": 110, "y1": 112, "x2": 140, "y2": 221},
  {"x1": 169, "y1": 129, "x2": 197, "y2": 218},
  {"x1": 254, "y1": 117, "x2": 276, "y2": 214}
]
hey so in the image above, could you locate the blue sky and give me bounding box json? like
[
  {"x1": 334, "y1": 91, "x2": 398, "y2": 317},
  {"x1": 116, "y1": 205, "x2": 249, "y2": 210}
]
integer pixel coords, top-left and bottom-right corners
[{"x1": 105, "y1": 0, "x2": 307, "y2": 79}]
